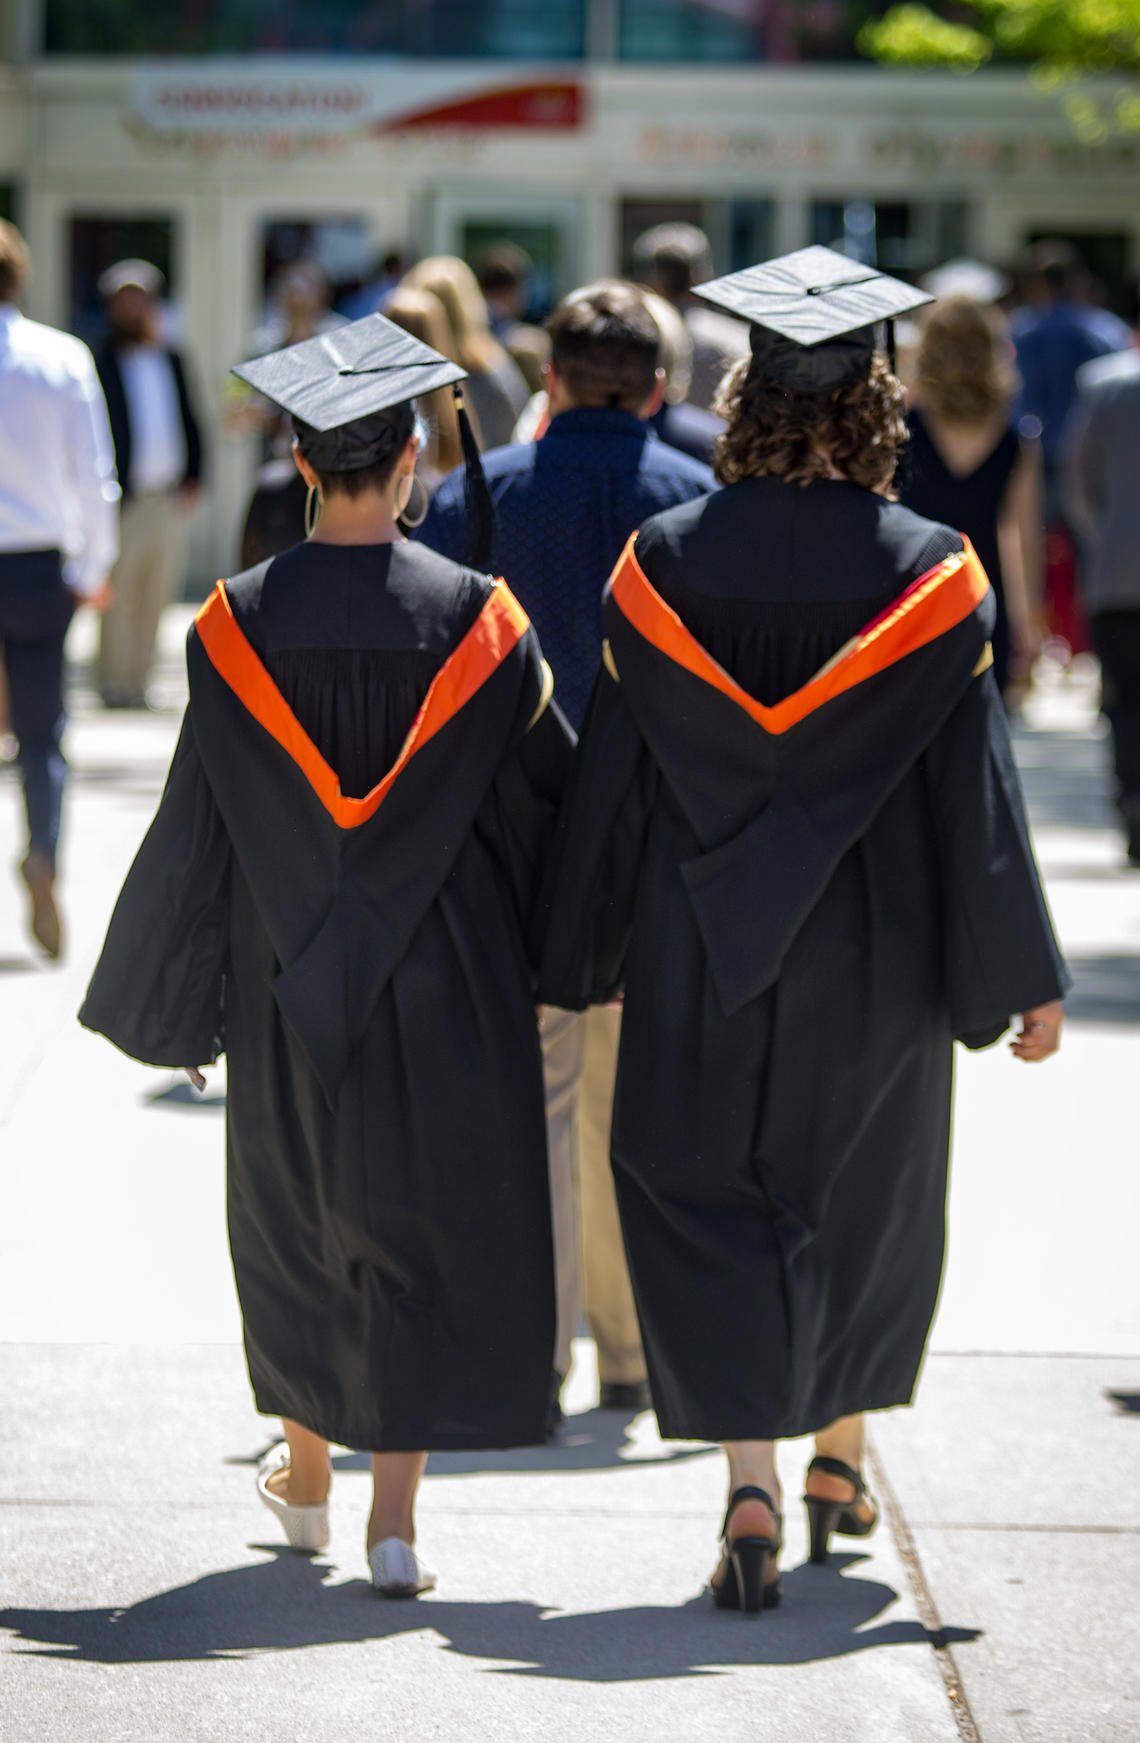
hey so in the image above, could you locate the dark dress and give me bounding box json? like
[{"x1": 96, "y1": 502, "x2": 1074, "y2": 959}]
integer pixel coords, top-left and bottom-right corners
[
  {"x1": 901, "y1": 409, "x2": 1021, "y2": 693},
  {"x1": 539, "y1": 479, "x2": 1068, "y2": 1443},
  {"x1": 81, "y1": 539, "x2": 573, "y2": 1452}
]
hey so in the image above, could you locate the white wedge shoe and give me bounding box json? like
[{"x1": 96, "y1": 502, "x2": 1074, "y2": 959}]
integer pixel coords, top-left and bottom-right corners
[
  {"x1": 256, "y1": 1442, "x2": 330, "y2": 1553},
  {"x1": 368, "y1": 1537, "x2": 436, "y2": 1598}
]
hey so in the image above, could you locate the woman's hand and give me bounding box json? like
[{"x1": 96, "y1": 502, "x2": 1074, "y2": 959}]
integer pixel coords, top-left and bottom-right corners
[
  {"x1": 184, "y1": 1066, "x2": 208, "y2": 1092},
  {"x1": 1009, "y1": 1001, "x2": 1063, "y2": 1062}
]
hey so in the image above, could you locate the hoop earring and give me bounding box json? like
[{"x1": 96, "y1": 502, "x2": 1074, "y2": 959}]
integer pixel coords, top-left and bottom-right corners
[
  {"x1": 304, "y1": 483, "x2": 322, "y2": 538},
  {"x1": 397, "y1": 471, "x2": 429, "y2": 530}
]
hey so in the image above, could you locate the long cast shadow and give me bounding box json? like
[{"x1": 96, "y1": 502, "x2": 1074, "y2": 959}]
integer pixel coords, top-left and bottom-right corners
[
  {"x1": 222, "y1": 1410, "x2": 715, "y2": 1480},
  {"x1": 0, "y1": 1547, "x2": 980, "y2": 1678},
  {"x1": 1060, "y1": 953, "x2": 1140, "y2": 1026}
]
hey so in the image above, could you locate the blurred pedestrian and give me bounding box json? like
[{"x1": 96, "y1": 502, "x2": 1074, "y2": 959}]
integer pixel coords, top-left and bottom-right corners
[
  {"x1": 384, "y1": 287, "x2": 467, "y2": 483},
  {"x1": 901, "y1": 295, "x2": 1042, "y2": 700},
  {"x1": 248, "y1": 258, "x2": 345, "y2": 357},
  {"x1": 421, "y1": 279, "x2": 713, "y2": 1425},
  {"x1": 1063, "y1": 298, "x2": 1140, "y2": 863},
  {"x1": 632, "y1": 222, "x2": 748, "y2": 413},
  {"x1": 1012, "y1": 242, "x2": 1129, "y2": 661},
  {"x1": 337, "y1": 248, "x2": 406, "y2": 321},
  {"x1": 540, "y1": 250, "x2": 1067, "y2": 1613},
  {"x1": 402, "y1": 256, "x2": 529, "y2": 449},
  {"x1": 81, "y1": 316, "x2": 571, "y2": 1596},
  {"x1": 476, "y1": 242, "x2": 551, "y2": 395},
  {"x1": 94, "y1": 259, "x2": 204, "y2": 708},
  {"x1": 0, "y1": 220, "x2": 119, "y2": 957},
  {"x1": 229, "y1": 260, "x2": 346, "y2": 455},
  {"x1": 642, "y1": 291, "x2": 724, "y2": 467}
]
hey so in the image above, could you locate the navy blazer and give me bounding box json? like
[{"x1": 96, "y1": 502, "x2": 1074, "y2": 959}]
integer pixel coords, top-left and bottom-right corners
[{"x1": 95, "y1": 342, "x2": 204, "y2": 501}]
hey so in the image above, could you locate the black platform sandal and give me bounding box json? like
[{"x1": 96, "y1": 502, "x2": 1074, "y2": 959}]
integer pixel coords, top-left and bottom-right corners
[
  {"x1": 712, "y1": 1485, "x2": 783, "y2": 1614},
  {"x1": 803, "y1": 1456, "x2": 878, "y2": 1565}
]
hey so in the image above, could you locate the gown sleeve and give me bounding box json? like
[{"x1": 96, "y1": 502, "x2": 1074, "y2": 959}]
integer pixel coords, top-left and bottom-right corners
[
  {"x1": 79, "y1": 708, "x2": 232, "y2": 1067},
  {"x1": 536, "y1": 664, "x2": 660, "y2": 1010},
  {"x1": 923, "y1": 668, "x2": 1070, "y2": 1048},
  {"x1": 473, "y1": 691, "x2": 576, "y2": 967}
]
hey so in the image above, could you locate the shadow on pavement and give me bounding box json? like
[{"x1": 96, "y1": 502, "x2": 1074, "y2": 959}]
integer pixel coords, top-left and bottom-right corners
[
  {"x1": 344, "y1": 1410, "x2": 712, "y2": 1477},
  {"x1": 0, "y1": 1547, "x2": 980, "y2": 1676},
  {"x1": 1014, "y1": 730, "x2": 1113, "y2": 833},
  {"x1": 1060, "y1": 954, "x2": 1140, "y2": 1026},
  {"x1": 145, "y1": 1082, "x2": 228, "y2": 1112},
  {"x1": 224, "y1": 1412, "x2": 712, "y2": 1479}
]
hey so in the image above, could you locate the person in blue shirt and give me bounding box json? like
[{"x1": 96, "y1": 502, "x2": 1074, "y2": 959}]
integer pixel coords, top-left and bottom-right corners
[
  {"x1": 1012, "y1": 243, "x2": 1128, "y2": 661},
  {"x1": 1014, "y1": 246, "x2": 1124, "y2": 481},
  {"x1": 420, "y1": 279, "x2": 714, "y2": 1427}
]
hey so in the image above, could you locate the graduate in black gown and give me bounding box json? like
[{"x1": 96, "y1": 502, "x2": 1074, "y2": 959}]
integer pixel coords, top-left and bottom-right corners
[
  {"x1": 81, "y1": 316, "x2": 573, "y2": 1597},
  {"x1": 538, "y1": 251, "x2": 1068, "y2": 1615}
]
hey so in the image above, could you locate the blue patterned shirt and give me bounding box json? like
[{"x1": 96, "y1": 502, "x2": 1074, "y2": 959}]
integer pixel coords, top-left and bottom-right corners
[{"x1": 418, "y1": 408, "x2": 714, "y2": 728}]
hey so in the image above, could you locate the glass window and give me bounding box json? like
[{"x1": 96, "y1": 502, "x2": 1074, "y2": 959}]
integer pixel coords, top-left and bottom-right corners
[
  {"x1": 618, "y1": 2, "x2": 980, "y2": 65},
  {"x1": 809, "y1": 199, "x2": 973, "y2": 275},
  {"x1": 728, "y1": 199, "x2": 773, "y2": 272},
  {"x1": 44, "y1": 0, "x2": 586, "y2": 56}
]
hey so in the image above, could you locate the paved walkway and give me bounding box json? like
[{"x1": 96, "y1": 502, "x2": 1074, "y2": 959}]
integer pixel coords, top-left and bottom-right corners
[{"x1": 1, "y1": 616, "x2": 1137, "y2": 1742}]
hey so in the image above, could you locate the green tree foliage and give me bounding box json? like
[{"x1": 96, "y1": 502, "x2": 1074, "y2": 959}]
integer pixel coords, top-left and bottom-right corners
[{"x1": 860, "y1": 0, "x2": 1140, "y2": 134}]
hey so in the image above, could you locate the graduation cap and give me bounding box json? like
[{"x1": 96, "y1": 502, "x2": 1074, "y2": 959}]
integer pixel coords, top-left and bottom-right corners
[
  {"x1": 232, "y1": 313, "x2": 493, "y2": 568},
  {"x1": 693, "y1": 246, "x2": 934, "y2": 392}
]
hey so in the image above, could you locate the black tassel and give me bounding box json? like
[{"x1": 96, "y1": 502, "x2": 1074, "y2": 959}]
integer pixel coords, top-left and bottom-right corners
[
  {"x1": 454, "y1": 385, "x2": 495, "y2": 572},
  {"x1": 886, "y1": 318, "x2": 898, "y2": 375}
]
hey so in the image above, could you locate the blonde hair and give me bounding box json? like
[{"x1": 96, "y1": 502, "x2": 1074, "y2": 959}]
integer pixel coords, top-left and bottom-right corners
[
  {"x1": 384, "y1": 286, "x2": 466, "y2": 476},
  {"x1": 641, "y1": 289, "x2": 693, "y2": 406},
  {"x1": 913, "y1": 295, "x2": 1017, "y2": 428},
  {"x1": 401, "y1": 255, "x2": 504, "y2": 378}
]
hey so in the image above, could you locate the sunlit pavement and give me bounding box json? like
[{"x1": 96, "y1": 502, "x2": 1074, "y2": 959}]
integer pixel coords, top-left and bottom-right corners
[{"x1": 1, "y1": 616, "x2": 1137, "y2": 1742}]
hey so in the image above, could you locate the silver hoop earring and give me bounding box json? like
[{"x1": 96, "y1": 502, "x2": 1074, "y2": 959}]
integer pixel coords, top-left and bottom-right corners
[
  {"x1": 397, "y1": 471, "x2": 429, "y2": 530},
  {"x1": 304, "y1": 483, "x2": 322, "y2": 538}
]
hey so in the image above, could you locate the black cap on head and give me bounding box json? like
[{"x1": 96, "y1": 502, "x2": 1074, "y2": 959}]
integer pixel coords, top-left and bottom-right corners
[
  {"x1": 693, "y1": 246, "x2": 933, "y2": 391},
  {"x1": 233, "y1": 312, "x2": 495, "y2": 569},
  {"x1": 232, "y1": 313, "x2": 466, "y2": 472}
]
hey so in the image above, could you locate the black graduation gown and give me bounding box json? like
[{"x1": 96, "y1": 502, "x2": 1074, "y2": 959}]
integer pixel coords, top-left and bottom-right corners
[
  {"x1": 539, "y1": 480, "x2": 1069, "y2": 1443},
  {"x1": 81, "y1": 540, "x2": 573, "y2": 1452}
]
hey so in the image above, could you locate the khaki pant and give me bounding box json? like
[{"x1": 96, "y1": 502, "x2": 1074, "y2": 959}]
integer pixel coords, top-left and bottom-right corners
[
  {"x1": 97, "y1": 491, "x2": 183, "y2": 702},
  {"x1": 541, "y1": 1004, "x2": 646, "y2": 1387}
]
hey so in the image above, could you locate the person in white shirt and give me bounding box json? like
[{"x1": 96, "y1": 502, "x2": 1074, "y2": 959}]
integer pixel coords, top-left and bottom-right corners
[
  {"x1": 0, "y1": 221, "x2": 119, "y2": 957},
  {"x1": 93, "y1": 259, "x2": 204, "y2": 708}
]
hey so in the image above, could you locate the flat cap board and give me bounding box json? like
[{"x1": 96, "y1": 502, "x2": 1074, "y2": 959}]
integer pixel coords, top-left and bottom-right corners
[
  {"x1": 693, "y1": 246, "x2": 933, "y2": 348},
  {"x1": 232, "y1": 313, "x2": 466, "y2": 430}
]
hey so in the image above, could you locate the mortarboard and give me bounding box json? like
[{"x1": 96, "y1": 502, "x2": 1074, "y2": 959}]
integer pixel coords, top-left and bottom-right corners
[
  {"x1": 232, "y1": 314, "x2": 467, "y2": 472},
  {"x1": 232, "y1": 313, "x2": 494, "y2": 567},
  {"x1": 693, "y1": 246, "x2": 934, "y2": 392}
]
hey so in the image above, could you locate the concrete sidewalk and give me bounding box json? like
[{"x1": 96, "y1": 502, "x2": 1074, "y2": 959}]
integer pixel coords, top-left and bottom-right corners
[{"x1": 1, "y1": 616, "x2": 1137, "y2": 1742}]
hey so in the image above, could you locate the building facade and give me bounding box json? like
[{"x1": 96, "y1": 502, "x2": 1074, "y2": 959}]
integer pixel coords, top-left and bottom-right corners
[{"x1": 4, "y1": 3, "x2": 1138, "y2": 580}]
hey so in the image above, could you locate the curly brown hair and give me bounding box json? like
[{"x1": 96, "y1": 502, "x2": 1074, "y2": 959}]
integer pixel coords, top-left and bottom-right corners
[
  {"x1": 913, "y1": 295, "x2": 1016, "y2": 428},
  {"x1": 712, "y1": 352, "x2": 908, "y2": 493}
]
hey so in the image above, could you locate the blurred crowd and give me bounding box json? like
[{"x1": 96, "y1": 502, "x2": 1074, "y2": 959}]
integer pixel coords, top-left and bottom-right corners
[{"x1": 3, "y1": 212, "x2": 1140, "y2": 964}]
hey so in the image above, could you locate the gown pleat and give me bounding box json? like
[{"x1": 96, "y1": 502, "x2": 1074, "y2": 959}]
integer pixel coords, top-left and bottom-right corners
[
  {"x1": 539, "y1": 478, "x2": 1068, "y2": 1442},
  {"x1": 82, "y1": 539, "x2": 573, "y2": 1451}
]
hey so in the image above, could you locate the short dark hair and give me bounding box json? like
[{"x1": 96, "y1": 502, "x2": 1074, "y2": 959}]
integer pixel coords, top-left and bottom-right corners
[
  {"x1": 548, "y1": 281, "x2": 660, "y2": 412},
  {"x1": 631, "y1": 223, "x2": 712, "y2": 302},
  {"x1": 476, "y1": 242, "x2": 533, "y2": 297},
  {"x1": 1025, "y1": 239, "x2": 1079, "y2": 299},
  {"x1": 0, "y1": 221, "x2": 31, "y2": 304},
  {"x1": 309, "y1": 403, "x2": 417, "y2": 499}
]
